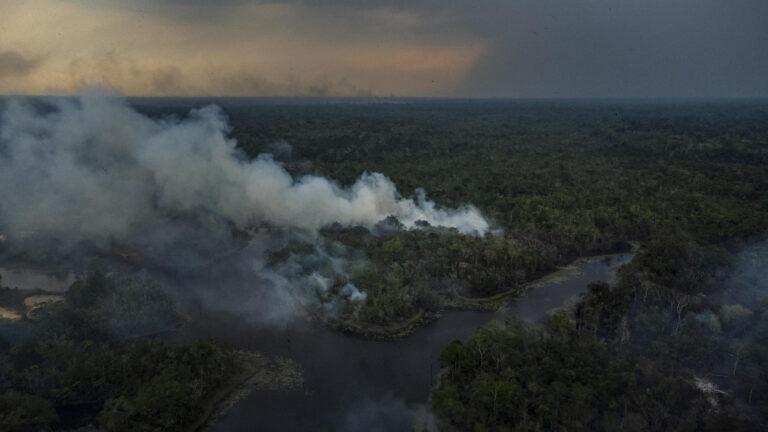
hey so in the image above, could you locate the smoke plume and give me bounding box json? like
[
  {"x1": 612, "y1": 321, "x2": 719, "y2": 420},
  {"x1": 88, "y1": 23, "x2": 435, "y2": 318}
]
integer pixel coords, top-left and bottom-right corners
[
  {"x1": 0, "y1": 93, "x2": 491, "y2": 323},
  {"x1": 0, "y1": 94, "x2": 488, "y2": 257}
]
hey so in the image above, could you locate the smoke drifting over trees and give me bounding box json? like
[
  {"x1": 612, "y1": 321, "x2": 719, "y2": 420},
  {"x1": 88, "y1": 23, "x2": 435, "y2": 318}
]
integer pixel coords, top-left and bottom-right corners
[
  {"x1": 0, "y1": 94, "x2": 488, "y2": 260},
  {"x1": 0, "y1": 94, "x2": 493, "y2": 327}
]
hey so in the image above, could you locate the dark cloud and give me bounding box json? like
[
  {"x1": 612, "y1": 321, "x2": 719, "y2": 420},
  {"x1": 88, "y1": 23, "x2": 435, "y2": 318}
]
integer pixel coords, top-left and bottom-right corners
[
  {"x1": 209, "y1": 70, "x2": 375, "y2": 97},
  {"x1": 150, "y1": 67, "x2": 184, "y2": 94},
  {"x1": 55, "y1": 0, "x2": 768, "y2": 97},
  {"x1": 0, "y1": 51, "x2": 40, "y2": 78},
  {"x1": 452, "y1": 0, "x2": 768, "y2": 98}
]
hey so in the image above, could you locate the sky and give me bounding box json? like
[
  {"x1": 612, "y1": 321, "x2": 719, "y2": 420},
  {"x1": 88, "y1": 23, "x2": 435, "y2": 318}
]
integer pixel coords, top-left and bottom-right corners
[{"x1": 1, "y1": 0, "x2": 767, "y2": 98}]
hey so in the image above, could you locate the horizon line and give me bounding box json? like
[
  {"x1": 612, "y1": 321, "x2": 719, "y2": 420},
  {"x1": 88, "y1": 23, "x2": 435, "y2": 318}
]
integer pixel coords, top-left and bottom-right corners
[{"x1": 2, "y1": 93, "x2": 768, "y2": 102}]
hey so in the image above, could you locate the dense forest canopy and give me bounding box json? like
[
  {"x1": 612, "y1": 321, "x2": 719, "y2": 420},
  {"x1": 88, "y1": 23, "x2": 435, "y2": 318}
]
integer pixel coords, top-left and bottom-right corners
[
  {"x1": 0, "y1": 273, "x2": 242, "y2": 431},
  {"x1": 1, "y1": 98, "x2": 767, "y2": 430},
  {"x1": 151, "y1": 99, "x2": 768, "y2": 328},
  {"x1": 433, "y1": 239, "x2": 768, "y2": 431},
  {"x1": 170, "y1": 98, "x2": 768, "y2": 430}
]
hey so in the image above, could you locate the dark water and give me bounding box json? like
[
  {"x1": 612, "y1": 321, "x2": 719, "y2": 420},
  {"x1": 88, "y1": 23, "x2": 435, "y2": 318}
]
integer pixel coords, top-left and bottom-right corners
[{"x1": 189, "y1": 253, "x2": 633, "y2": 432}]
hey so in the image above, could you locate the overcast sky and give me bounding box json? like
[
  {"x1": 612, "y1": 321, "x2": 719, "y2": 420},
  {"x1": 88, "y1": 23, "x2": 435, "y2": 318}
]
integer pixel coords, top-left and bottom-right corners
[{"x1": 1, "y1": 0, "x2": 767, "y2": 97}]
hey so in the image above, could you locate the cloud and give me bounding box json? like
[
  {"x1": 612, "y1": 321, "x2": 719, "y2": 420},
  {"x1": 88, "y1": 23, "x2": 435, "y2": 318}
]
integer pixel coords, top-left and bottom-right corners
[
  {"x1": 150, "y1": 67, "x2": 184, "y2": 94},
  {"x1": 208, "y1": 69, "x2": 376, "y2": 98},
  {"x1": 5, "y1": 0, "x2": 768, "y2": 97},
  {"x1": 0, "y1": 51, "x2": 40, "y2": 78},
  {"x1": 451, "y1": 0, "x2": 768, "y2": 97},
  {"x1": 1, "y1": 0, "x2": 482, "y2": 96}
]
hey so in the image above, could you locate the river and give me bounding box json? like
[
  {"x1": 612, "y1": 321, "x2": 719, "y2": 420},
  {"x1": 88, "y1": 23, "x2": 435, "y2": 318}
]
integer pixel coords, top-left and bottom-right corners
[
  {"x1": 186, "y1": 253, "x2": 634, "y2": 431},
  {"x1": 0, "y1": 252, "x2": 632, "y2": 430}
]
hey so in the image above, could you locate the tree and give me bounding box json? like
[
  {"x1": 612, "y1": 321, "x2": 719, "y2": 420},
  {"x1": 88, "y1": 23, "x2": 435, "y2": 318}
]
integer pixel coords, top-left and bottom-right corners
[{"x1": 0, "y1": 391, "x2": 58, "y2": 432}]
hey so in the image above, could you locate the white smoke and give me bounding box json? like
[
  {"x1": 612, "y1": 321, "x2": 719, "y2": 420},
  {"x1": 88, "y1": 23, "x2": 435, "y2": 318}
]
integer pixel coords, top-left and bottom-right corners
[{"x1": 0, "y1": 94, "x2": 489, "y2": 253}]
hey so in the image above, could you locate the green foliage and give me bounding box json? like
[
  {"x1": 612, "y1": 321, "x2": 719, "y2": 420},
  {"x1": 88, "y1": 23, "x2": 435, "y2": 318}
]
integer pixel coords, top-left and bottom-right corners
[
  {"x1": 96, "y1": 340, "x2": 237, "y2": 431},
  {"x1": 246, "y1": 101, "x2": 768, "y2": 327},
  {"x1": 227, "y1": 101, "x2": 768, "y2": 251},
  {"x1": 0, "y1": 274, "x2": 241, "y2": 431},
  {"x1": 433, "y1": 317, "x2": 713, "y2": 431},
  {"x1": 736, "y1": 316, "x2": 768, "y2": 420},
  {"x1": 0, "y1": 391, "x2": 58, "y2": 432},
  {"x1": 282, "y1": 226, "x2": 563, "y2": 325},
  {"x1": 435, "y1": 237, "x2": 768, "y2": 430},
  {"x1": 71, "y1": 100, "x2": 768, "y2": 428}
]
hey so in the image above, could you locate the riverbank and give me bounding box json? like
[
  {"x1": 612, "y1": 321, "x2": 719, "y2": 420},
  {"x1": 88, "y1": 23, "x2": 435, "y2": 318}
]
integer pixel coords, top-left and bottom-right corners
[
  {"x1": 313, "y1": 246, "x2": 639, "y2": 340},
  {"x1": 208, "y1": 248, "x2": 636, "y2": 431},
  {"x1": 191, "y1": 351, "x2": 303, "y2": 432},
  {"x1": 446, "y1": 249, "x2": 636, "y2": 311},
  {"x1": 325, "y1": 310, "x2": 442, "y2": 340},
  {"x1": 0, "y1": 285, "x2": 65, "y2": 320}
]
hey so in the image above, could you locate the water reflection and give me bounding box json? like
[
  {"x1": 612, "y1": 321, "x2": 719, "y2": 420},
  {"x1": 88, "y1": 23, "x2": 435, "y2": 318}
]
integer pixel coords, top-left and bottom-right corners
[{"x1": 206, "y1": 253, "x2": 633, "y2": 432}]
